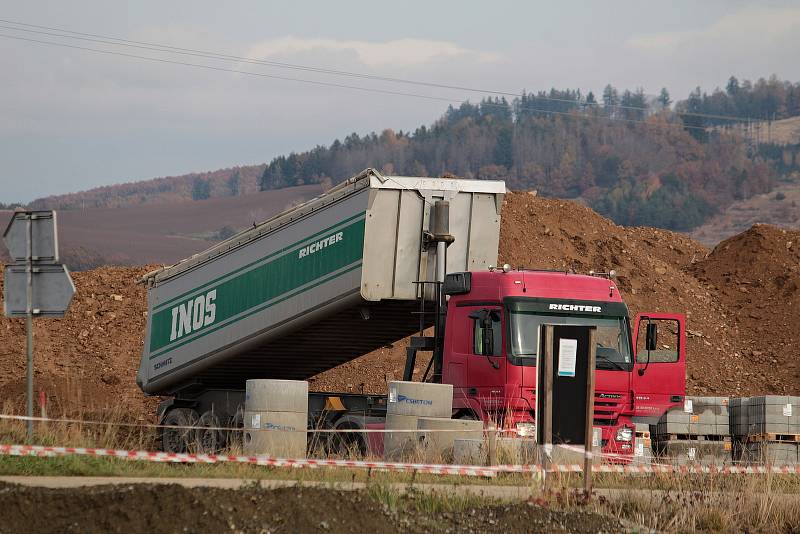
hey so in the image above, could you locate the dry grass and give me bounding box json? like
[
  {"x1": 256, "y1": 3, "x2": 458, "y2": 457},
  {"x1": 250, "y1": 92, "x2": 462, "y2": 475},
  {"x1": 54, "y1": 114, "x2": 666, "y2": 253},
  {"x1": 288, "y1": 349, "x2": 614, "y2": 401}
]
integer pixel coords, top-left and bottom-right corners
[{"x1": 531, "y1": 471, "x2": 800, "y2": 533}]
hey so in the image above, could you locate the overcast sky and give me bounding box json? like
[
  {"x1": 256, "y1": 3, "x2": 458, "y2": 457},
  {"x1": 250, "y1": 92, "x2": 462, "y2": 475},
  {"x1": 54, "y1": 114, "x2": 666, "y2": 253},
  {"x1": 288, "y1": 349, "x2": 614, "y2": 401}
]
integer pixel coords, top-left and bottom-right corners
[{"x1": 1, "y1": 0, "x2": 799, "y2": 202}]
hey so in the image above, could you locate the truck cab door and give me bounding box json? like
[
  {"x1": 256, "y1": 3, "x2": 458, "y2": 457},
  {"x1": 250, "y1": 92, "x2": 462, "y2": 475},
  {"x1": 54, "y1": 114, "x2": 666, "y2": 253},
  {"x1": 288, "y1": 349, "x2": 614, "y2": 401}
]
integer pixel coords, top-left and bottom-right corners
[
  {"x1": 465, "y1": 307, "x2": 506, "y2": 403},
  {"x1": 630, "y1": 313, "x2": 686, "y2": 423}
]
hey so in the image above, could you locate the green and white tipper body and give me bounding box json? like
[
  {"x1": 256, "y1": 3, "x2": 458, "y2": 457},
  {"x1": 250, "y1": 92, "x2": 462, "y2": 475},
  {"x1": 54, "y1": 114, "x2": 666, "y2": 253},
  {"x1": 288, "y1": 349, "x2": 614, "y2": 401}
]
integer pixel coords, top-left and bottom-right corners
[{"x1": 136, "y1": 169, "x2": 504, "y2": 395}]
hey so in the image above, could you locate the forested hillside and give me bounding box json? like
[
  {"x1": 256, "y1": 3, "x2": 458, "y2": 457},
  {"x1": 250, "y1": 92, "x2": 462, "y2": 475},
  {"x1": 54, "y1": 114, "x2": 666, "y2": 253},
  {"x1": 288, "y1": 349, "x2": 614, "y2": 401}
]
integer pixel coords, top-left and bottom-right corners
[
  {"x1": 259, "y1": 91, "x2": 776, "y2": 230},
  {"x1": 30, "y1": 77, "x2": 800, "y2": 231}
]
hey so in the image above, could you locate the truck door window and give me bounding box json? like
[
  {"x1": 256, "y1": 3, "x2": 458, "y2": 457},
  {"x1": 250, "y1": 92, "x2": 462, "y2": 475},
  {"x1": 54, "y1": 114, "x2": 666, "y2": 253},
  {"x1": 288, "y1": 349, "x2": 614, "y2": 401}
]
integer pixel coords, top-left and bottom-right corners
[
  {"x1": 636, "y1": 319, "x2": 679, "y2": 363},
  {"x1": 473, "y1": 311, "x2": 502, "y2": 356}
]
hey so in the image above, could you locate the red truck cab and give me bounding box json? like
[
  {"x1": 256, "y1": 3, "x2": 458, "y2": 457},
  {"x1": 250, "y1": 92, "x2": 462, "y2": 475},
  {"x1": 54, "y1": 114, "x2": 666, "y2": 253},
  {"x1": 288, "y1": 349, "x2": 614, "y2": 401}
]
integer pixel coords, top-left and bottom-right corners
[{"x1": 440, "y1": 268, "x2": 686, "y2": 458}]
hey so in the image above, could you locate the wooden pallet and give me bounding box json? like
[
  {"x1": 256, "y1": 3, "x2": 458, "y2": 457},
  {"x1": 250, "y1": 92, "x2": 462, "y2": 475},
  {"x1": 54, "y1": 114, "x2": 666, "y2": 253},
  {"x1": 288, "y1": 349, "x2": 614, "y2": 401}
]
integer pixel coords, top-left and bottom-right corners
[{"x1": 746, "y1": 433, "x2": 800, "y2": 443}]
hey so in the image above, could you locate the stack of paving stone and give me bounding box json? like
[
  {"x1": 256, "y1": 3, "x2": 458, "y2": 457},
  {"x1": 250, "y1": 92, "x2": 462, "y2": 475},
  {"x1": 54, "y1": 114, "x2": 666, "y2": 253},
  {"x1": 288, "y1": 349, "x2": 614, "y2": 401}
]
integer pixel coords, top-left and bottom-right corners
[
  {"x1": 652, "y1": 396, "x2": 731, "y2": 466},
  {"x1": 743, "y1": 396, "x2": 800, "y2": 466}
]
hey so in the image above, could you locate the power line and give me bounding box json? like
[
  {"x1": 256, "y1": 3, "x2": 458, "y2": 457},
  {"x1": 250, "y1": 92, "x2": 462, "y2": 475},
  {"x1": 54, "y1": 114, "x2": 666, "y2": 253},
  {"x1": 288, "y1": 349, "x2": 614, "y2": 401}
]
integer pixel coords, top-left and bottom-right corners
[
  {"x1": 0, "y1": 31, "x2": 721, "y2": 133},
  {"x1": 0, "y1": 18, "x2": 762, "y2": 124}
]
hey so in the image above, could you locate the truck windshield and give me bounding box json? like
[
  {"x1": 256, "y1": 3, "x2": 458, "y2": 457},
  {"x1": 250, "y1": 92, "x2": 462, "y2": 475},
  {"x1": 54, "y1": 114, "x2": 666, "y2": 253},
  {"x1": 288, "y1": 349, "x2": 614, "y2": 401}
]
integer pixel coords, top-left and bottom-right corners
[{"x1": 509, "y1": 312, "x2": 632, "y2": 371}]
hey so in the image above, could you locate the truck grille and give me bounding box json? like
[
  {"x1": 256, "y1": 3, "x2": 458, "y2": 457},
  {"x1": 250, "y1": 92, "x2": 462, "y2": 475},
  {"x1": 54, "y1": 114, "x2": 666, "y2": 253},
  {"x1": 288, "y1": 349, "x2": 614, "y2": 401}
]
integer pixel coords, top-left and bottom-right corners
[{"x1": 593, "y1": 392, "x2": 626, "y2": 426}]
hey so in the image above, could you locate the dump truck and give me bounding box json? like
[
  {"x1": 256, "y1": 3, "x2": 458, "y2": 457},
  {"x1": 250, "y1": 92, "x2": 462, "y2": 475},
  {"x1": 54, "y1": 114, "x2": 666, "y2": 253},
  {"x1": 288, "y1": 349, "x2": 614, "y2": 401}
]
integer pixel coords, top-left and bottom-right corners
[{"x1": 137, "y1": 168, "x2": 686, "y2": 457}]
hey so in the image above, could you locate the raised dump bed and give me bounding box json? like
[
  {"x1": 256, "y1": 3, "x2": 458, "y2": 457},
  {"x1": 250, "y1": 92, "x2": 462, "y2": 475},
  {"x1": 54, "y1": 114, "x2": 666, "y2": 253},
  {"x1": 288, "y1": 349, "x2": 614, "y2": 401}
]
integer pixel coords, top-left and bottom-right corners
[{"x1": 136, "y1": 169, "x2": 504, "y2": 395}]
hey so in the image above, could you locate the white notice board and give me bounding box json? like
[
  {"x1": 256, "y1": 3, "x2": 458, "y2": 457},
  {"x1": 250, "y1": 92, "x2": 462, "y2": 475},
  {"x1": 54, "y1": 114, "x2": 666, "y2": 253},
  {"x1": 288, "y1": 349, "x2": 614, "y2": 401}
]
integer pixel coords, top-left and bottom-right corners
[{"x1": 557, "y1": 338, "x2": 578, "y2": 377}]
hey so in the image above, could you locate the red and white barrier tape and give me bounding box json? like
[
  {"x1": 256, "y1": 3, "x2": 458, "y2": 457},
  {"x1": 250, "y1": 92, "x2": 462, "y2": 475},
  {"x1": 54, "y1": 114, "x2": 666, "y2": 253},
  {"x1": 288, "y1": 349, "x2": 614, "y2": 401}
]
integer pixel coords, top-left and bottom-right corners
[
  {"x1": 0, "y1": 413, "x2": 504, "y2": 434},
  {"x1": 0, "y1": 444, "x2": 500, "y2": 477},
  {"x1": 2, "y1": 444, "x2": 799, "y2": 476}
]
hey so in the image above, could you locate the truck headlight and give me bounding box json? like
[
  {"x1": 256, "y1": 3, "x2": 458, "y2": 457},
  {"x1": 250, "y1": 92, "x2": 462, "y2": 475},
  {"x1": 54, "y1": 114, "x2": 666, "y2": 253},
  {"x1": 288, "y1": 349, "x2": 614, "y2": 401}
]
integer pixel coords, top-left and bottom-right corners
[
  {"x1": 515, "y1": 422, "x2": 535, "y2": 437},
  {"x1": 615, "y1": 426, "x2": 633, "y2": 442}
]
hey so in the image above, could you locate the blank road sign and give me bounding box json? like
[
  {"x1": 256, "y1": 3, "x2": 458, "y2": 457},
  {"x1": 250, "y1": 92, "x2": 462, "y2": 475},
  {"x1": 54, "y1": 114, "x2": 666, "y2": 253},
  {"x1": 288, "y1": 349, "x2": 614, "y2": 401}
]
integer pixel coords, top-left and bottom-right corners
[
  {"x1": 2, "y1": 211, "x2": 59, "y2": 262},
  {"x1": 3, "y1": 264, "x2": 75, "y2": 317}
]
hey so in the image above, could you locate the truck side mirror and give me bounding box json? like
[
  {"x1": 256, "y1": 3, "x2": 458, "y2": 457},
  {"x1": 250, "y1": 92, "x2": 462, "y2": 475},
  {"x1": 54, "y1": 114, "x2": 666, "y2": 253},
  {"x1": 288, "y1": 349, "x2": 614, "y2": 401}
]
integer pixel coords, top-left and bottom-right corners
[
  {"x1": 483, "y1": 321, "x2": 493, "y2": 356},
  {"x1": 483, "y1": 310, "x2": 501, "y2": 356},
  {"x1": 645, "y1": 323, "x2": 658, "y2": 351}
]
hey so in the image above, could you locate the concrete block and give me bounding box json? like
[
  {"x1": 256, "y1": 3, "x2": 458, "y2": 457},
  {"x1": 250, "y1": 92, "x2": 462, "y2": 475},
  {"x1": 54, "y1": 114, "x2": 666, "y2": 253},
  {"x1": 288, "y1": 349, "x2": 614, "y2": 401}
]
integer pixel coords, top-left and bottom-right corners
[
  {"x1": 689, "y1": 396, "x2": 730, "y2": 418},
  {"x1": 386, "y1": 381, "x2": 453, "y2": 417},
  {"x1": 242, "y1": 411, "x2": 308, "y2": 458},
  {"x1": 496, "y1": 437, "x2": 539, "y2": 464},
  {"x1": 654, "y1": 420, "x2": 727, "y2": 437},
  {"x1": 745, "y1": 396, "x2": 798, "y2": 435},
  {"x1": 746, "y1": 442, "x2": 799, "y2": 466},
  {"x1": 653, "y1": 438, "x2": 731, "y2": 466},
  {"x1": 245, "y1": 379, "x2": 308, "y2": 413},
  {"x1": 416, "y1": 417, "x2": 484, "y2": 462},
  {"x1": 453, "y1": 438, "x2": 486, "y2": 465},
  {"x1": 244, "y1": 430, "x2": 307, "y2": 458},
  {"x1": 729, "y1": 397, "x2": 750, "y2": 439},
  {"x1": 384, "y1": 413, "x2": 421, "y2": 460},
  {"x1": 244, "y1": 410, "x2": 307, "y2": 431}
]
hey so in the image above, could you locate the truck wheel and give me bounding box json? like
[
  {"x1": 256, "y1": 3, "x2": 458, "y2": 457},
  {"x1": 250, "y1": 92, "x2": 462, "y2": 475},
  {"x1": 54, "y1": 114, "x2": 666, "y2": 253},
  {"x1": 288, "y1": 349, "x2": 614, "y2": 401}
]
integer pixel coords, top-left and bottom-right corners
[
  {"x1": 161, "y1": 408, "x2": 199, "y2": 453},
  {"x1": 197, "y1": 411, "x2": 223, "y2": 454},
  {"x1": 328, "y1": 422, "x2": 366, "y2": 457},
  {"x1": 226, "y1": 409, "x2": 244, "y2": 451}
]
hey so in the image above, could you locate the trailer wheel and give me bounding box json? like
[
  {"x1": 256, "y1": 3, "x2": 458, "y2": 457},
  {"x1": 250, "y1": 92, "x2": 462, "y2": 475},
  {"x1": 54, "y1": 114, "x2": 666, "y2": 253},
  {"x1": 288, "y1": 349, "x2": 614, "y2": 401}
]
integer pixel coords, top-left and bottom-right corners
[
  {"x1": 196, "y1": 411, "x2": 223, "y2": 454},
  {"x1": 328, "y1": 421, "x2": 366, "y2": 457},
  {"x1": 161, "y1": 408, "x2": 199, "y2": 453},
  {"x1": 226, "y1": 409, "x2": 244, "y2": 451}
]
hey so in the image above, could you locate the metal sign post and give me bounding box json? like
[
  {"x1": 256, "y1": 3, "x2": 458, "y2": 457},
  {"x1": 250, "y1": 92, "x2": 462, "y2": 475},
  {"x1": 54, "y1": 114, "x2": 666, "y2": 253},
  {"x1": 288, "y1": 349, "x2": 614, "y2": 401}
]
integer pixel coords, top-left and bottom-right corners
[
  {"x1": 25, "y1": 215, "x2": 33, "y2": 439},
  {"x1": 3, "y1": 210, "x2": 74, "y2": 441}
]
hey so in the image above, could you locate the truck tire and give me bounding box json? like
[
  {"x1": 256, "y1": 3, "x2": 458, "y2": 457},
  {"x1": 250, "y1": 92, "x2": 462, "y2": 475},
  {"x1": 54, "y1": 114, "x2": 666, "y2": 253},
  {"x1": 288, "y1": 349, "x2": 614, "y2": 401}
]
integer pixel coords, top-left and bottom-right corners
[
  {"x1": 197, "y1": 411, "x2": 223, "y2": 454},
  {"x1": 328, "y1": 421, "x2": 366, "y2": 457},
  {"x1": 226, "y1": 409, "x2": 244, "y2": 451},
  {"x1": 161, "y1": 407, "x2": 199, "y2": 453}
]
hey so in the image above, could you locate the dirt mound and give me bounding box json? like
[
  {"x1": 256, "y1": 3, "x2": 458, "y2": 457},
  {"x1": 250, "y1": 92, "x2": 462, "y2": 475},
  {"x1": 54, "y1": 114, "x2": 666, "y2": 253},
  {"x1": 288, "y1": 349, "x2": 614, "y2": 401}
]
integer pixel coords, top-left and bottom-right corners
[
  {"x1": 690, "y1": 224, "x2": 800, "y2": 393},
  {"x1": 1, "y1": 194, "x2": 798, "y2": 419},
  {"x1": 0, "y1": 264, "x2": 160, "y2": 419},
  {"x1": 0, "y1": 483, "x2": 628, "y2": 534}
]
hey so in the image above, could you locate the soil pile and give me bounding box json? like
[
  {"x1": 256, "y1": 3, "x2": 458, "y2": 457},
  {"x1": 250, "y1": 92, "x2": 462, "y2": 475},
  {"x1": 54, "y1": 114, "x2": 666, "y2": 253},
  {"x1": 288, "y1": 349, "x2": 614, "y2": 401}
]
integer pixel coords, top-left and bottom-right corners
[
  {"x1": 0, "y1": 483, "x2": 629, "y2": 534},
  {"x1": 689, "y1": 224, "x2": 800, "y2": 393},
  {"x1": 0, "y1": 264, "x2": 160, "y2": 418},
  {"x1": 1, "y1": 193, "x2": 798, "y2": 418}
]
